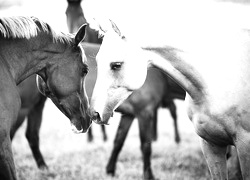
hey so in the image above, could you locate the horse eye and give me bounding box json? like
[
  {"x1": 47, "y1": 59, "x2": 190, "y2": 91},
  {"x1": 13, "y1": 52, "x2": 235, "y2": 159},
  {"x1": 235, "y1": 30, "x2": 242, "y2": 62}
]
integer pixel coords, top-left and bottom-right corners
[{"x1": 110, "y1": 62, "x2": 123, "y2": 71}]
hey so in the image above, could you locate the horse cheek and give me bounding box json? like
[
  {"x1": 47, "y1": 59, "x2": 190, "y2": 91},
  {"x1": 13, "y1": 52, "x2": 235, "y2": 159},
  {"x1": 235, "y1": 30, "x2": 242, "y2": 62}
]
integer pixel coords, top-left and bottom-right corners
[{"x1": 124, "y1": 65, "x2": 147, "y2": 91}]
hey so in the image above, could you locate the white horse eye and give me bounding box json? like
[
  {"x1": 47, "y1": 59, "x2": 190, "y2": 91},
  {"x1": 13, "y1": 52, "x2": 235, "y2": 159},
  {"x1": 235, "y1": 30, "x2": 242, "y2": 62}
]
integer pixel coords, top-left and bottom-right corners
[{"x1": 110, "y1": 62, "x2": 123, "y2": 71}]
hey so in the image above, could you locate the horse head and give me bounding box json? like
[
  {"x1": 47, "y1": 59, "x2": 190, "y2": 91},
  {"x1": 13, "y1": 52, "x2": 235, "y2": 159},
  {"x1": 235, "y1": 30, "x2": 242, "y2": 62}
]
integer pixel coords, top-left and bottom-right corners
[
  {"x1": 89, "y1": 20, "x2": 148, "y2": 124},
  {"x1": 36, "y1": 24, "x2": 92, "y2": 133}
]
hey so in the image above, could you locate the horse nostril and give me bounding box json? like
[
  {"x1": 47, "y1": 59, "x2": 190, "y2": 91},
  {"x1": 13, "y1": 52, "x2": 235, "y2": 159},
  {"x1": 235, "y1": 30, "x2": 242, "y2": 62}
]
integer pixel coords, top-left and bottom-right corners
[{"x1": 92, "y1": 111, "x2": 101, "y2": 124}]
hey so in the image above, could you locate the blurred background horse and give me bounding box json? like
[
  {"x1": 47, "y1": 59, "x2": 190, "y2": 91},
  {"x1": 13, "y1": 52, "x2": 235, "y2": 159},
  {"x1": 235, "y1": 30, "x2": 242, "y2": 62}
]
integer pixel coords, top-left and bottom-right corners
[{"x1": 66, "y1": 0, "x2": 101, "y2": 44}]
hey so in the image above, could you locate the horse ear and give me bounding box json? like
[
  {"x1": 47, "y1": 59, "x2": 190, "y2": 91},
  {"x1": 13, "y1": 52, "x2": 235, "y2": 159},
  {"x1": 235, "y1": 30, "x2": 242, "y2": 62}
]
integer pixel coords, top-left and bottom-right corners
[
  {"x1": 109, "y1": 19, "x2": 122, "y2": 37},
  {"x1": 75, "y1": 23, "x2": 87, "y2": 46}
]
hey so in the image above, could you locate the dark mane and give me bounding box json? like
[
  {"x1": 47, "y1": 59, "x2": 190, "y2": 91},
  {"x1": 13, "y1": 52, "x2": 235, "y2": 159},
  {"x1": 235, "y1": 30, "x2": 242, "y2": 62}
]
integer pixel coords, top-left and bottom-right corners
[{"x1": 0, "y1": 16, "x2": 73, "y2": 44}]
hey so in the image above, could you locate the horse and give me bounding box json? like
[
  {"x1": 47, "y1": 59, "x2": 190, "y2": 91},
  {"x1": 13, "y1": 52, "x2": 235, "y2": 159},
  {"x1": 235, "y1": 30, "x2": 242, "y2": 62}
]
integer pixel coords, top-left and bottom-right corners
[
  {"x1": 106, "y1": 67, "x2": 185, "y2": 180},
  {"x1": 66, "y1": 0, "x2": 104, "y2": 142},
  {"x1": 83, "y1": 0, "x2": 250, "y2": 179},
  {"x1": 0, "y1": 16, "x2": 90, "y2": 180}
]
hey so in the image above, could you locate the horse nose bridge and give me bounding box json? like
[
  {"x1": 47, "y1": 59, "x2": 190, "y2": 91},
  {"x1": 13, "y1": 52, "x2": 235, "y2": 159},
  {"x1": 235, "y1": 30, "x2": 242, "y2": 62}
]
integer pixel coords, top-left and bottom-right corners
[{"x1": 76, "y1": 92, "x2": 90, "y2": 119}]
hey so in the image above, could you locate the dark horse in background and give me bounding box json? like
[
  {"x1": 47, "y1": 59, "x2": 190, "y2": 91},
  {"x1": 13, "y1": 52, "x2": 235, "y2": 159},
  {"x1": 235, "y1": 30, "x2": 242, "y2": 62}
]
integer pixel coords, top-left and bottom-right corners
[
  {"x1": 107, "y1": 67, "x2": 185, "y2": 180},
  {"x1": 0, "y1": 16, "x2": 89, "y2": 180},
  {"x1": 66, "y1": 0, "x2": 101, "y2": 44},
  {"x1": 66, "y1": 0, "x2": 104, "y2": 142}
]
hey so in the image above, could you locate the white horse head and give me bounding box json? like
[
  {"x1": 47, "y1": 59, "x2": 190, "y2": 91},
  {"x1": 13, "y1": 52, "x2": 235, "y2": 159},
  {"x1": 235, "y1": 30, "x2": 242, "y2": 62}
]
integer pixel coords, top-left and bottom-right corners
[{"x1": 90, "y1": 20, "x2": 148, "y2": 124}]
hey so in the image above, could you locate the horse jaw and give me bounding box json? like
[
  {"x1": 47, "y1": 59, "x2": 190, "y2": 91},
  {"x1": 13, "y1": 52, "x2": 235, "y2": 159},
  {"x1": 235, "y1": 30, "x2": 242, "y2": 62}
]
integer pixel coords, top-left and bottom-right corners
[{"x1": 90, "y1": 86, "x2": 132, "y2": 124}]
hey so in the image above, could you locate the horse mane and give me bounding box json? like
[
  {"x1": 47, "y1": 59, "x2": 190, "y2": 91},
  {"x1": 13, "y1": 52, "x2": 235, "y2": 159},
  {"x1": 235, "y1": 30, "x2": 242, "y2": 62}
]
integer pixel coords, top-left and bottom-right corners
[{"x1": 0, "y1": 16, "x2": 73, "y2": 44}]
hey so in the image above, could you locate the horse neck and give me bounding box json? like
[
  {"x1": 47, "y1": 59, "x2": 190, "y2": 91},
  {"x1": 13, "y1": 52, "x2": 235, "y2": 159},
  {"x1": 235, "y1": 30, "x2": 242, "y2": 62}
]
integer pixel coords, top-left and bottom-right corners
[
  {"x1": 0, "y1": 34, "x2": 67, "y2": 84},
  {"x1": 144, "y1": 47, "x2": 206, "y2": 105},
  {"x1": 165, "y1": 76, "x2": 186, "y2": 101}
]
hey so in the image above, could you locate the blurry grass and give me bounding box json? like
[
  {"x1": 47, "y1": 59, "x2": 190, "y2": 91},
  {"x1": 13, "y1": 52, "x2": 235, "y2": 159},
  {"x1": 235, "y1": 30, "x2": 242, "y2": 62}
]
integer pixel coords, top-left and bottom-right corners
[{"x1": 12, "y1": 100, "x2": 212, "y2": 180}]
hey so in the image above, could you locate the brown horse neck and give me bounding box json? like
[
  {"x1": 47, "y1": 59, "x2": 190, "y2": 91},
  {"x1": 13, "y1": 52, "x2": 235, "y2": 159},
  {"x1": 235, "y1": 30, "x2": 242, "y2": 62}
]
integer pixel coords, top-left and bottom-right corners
[{"x1": 0, "y1": 36, "x2": 68, "y2": 85}]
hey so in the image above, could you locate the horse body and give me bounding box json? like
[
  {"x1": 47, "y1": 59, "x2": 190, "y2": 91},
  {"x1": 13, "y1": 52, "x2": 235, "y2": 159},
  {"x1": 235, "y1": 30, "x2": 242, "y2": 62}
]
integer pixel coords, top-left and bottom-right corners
[
  {"x1": 84, "y1": 0, "x2": 250, "y2": 179},
  {"x1": 0, "y1": 16, "x2": 90, "y2": 179}
]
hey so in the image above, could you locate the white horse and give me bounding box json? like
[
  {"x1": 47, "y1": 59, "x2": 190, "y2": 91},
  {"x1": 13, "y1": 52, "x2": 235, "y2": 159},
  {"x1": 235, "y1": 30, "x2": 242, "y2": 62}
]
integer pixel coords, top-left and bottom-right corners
[{"x1": 83, "y1": 0, "x2": 250, "y2": 179}]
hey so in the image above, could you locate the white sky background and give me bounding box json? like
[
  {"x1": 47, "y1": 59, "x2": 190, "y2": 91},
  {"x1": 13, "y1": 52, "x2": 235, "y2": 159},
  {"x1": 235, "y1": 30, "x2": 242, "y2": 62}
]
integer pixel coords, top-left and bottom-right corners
[
  {"x1": 83, "y1": 0, "x2": 250, "y2": 50},
  {"x1": 0, "y1": 0, "x2": 69, "y2": 33}
]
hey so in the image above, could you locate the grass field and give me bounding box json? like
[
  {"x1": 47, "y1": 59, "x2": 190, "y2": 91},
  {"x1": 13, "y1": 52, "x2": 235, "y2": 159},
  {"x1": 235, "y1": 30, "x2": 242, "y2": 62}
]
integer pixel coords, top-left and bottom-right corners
[{"x1": 12, "y1": 100, "x2": 213, "y2": 180}]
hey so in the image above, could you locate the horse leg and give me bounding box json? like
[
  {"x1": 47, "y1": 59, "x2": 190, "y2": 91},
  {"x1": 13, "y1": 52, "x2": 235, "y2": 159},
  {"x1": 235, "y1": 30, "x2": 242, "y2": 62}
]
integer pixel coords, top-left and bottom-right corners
[
  {"x1": 0, "y1": 107, "x2": 19, "y2": 179},
  {"x1": 0, "y1": 77, "x2": 21, "y2": 180},
  {"x1": 26, "y1": 96, "x2": 48, "y2": 170},
  {"x1": 200, "y1": 138, "x2": 228, "y2": 179},
  {"x1": 0, "y1": 129, "x2": 16, "y2": 180},
  {"x1": 10, "y1": 111, "x2": 26, "y2": 140},
  {"x1": 151, "y1": 108, "x2": 158, "y2": 141},
  {"x1": 87, "y1": 127, "x2": 93, "y2": 142},
  {"x1": 138, "y1": 112, "x2": 155, "y2": 180},
  {"x1": 101, "y1": 125, "x2": 107, "y2": 142},
  {"x1": 106, "y1": 114, "x2": 134, "y2": 176},
  {"x1": 227, "y1": 146, "x2": 242, "y2": 180},
  {"x1": 169, "y1": 100, "x2": 181, "y2": 143},
  {"x1": 235, "y1": 134, "x2": 250, "y2": 179}
]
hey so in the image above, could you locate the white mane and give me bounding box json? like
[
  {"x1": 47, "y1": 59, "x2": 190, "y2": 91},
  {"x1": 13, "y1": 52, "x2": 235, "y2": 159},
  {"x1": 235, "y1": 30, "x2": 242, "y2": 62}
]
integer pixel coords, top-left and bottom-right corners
[{"x1": 0, "y1": 16, "x2": 73, "y2": 44}]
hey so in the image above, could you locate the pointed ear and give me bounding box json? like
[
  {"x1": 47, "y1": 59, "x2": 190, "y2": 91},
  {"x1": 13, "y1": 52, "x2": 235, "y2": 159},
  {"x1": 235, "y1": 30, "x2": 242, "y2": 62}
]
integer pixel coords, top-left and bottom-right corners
[
  {"x1": 109, "y1": 19, "x2": 125, "y2": 39},
  {"x1": 75, "y1": 23, "x2": 87, "y2": 46}
]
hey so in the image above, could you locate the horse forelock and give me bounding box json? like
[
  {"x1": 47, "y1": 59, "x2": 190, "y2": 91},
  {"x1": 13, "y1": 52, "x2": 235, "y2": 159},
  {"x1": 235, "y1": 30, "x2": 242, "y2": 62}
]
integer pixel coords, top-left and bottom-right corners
[{"x1": 0, "y1": 16, "x2": 73, "y2": 45}]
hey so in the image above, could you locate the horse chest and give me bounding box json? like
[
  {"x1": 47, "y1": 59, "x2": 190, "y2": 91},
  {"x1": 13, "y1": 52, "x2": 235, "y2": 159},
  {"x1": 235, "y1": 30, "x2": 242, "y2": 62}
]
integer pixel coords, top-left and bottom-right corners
[
  {"x1": 186, "y1": 97, "x2": 239, "y2": 146},
  {"x1": 0, "y1": 66, "x2": 21, "y2": 121},
  {"x1": 192, "y1": 112, "x2": 234, "y2": 146}
]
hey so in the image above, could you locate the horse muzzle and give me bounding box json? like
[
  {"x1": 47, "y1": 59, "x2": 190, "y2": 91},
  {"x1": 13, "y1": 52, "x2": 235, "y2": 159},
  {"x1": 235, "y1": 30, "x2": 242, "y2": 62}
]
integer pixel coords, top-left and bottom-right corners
[
  {"x1": 90, "y1": 109, "x2": 112, "y2": 125},
  {"x1": 71, "y1": 115, "x2": 92, "y2": 133}
]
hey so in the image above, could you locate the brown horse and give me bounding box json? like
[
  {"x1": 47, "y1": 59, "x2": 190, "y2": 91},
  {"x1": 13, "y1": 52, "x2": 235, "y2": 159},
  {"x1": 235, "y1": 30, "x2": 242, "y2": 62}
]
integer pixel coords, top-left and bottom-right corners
[
  {"x1": 10, "y1": 43, "x2": 101, "y2": 170},
  {"x1": 106, "y1": 67, "x2": 185, "y2": 180},
  {"x1": 0, "y1": 16, "x2": 90, "y2": 180}
]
